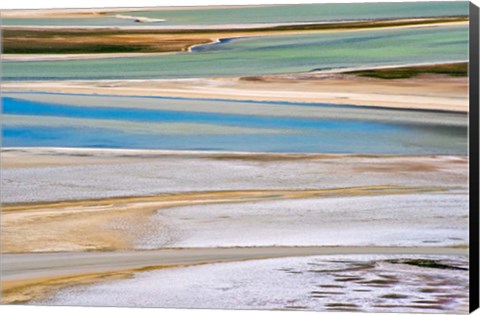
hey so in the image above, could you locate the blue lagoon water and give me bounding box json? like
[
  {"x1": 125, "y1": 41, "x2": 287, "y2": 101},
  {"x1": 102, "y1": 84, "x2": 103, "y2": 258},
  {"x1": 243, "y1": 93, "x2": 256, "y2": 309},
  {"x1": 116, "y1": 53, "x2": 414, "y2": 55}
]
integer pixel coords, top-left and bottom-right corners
[{"x1": 2, "y1": 94, "x2": 467, "y2": 154}]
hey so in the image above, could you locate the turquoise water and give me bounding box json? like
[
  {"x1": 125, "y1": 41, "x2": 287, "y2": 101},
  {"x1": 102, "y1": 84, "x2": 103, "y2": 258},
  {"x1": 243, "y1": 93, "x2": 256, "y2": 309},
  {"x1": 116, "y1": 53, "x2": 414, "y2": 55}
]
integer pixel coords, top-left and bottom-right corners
[
  {"x1": 125, "y1": 2, "x2": 469, "y2": 25},
  {"x1": 2, "y1": 25, "x2": 468, "y2": 80},
  {"x1": 2, "y1": 2, "x2": 468, "y2": 27},
  {"x1": 1, "y1": 95, "x2": 467, "y2": 154}
]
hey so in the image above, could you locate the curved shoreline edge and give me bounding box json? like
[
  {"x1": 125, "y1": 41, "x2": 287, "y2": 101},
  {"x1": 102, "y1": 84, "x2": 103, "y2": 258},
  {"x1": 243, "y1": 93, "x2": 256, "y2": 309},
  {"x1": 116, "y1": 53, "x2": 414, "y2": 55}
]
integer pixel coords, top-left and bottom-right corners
[
  {"x1": 1, "y1": 246, "x2": 468, "y2": 304},
  {"x1": 2, "y1": 18, "x2": 468, "y2": 59}
]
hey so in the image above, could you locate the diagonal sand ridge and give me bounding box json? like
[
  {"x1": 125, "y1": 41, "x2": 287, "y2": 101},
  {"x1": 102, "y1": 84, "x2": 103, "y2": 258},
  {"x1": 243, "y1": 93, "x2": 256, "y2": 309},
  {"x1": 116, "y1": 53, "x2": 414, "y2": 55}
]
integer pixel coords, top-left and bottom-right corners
[{"x1": 2, "y1": 185, "x2": 446, "y2": 254}]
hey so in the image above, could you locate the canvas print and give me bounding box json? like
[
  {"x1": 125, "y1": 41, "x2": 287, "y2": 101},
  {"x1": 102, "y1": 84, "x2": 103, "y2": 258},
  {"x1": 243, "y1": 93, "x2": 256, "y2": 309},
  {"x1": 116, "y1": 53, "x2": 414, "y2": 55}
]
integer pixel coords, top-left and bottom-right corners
[{"x1": 0, "y1": 1, "x2": 474, "y2": 313}]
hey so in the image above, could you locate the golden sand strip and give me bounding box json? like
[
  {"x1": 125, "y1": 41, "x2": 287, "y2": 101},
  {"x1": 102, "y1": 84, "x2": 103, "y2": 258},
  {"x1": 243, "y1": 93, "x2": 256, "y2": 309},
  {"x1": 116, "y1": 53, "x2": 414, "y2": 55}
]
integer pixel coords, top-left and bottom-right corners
[
  {"x1": 1, "y1": 264, "x2": 181, "y2": 304},
  {"x1": 2, "y1": 186, "x2": 445, "y2": 211},
  {"x1": 2, "y1": 186, "x2": 446, "y2": 254}
]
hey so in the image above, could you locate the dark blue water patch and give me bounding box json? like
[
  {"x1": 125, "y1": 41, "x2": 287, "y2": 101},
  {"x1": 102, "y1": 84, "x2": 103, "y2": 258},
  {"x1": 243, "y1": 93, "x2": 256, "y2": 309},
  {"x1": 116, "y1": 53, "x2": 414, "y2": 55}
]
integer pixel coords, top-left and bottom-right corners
[
  {"x1": 3, "y1": 126, "x2": 129, "y2": 149},
  {"x1": 190, "y1": 38, "x2": 239, "y2": 53},
  {"x1": 2, "y1": 96, "x2": 404, "y2": 134}
]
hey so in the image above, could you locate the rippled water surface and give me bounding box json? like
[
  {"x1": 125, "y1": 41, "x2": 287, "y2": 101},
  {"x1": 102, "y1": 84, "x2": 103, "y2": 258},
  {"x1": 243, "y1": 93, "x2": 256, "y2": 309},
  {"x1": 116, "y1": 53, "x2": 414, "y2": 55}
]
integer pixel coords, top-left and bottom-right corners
[{"x1": 2, "y1": 94, "x2": 467, "y2": 154}]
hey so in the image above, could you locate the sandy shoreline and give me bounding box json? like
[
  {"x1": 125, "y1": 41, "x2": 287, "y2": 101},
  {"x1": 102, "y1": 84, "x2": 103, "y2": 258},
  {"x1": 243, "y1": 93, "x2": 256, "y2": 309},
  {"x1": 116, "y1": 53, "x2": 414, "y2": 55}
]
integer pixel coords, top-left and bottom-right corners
[
  {"x1": 2, "y1": 52, "x2": 176, "y2": 61},
  {"x1": 2, "y1": 70, "x2": 468, "y2": 111},
  {"x1": 1, "y1": 147, "x2": 468, "y2": 253},
  {"x1": 5, "y1": 246, "x2": 466, "y2": 282},
  {"x1": 1, "y1": 147, "x2": 469, "y2": 307},
  {"x1": 3, "y1": 19, "x2": 467, "y2": 31},
  {"x1": 2, "y1": 246, "x2": 467, "y2": 305},
  {"x1": 1, "y1": 5, "x2": 277, "y2": 18},
  {"x1": 1, "y1": 185, "x2": 448, "y2": 253},
  {"x1": 38, "y1": 253, "x2": 468, "y2": 311}
]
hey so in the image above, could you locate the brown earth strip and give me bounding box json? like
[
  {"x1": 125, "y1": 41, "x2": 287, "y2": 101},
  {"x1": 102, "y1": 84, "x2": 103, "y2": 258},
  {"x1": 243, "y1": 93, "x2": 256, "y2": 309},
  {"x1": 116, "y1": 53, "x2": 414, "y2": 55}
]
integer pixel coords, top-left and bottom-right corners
[
  {"x1": 3, "y1": 17, "x2": 467, "y2": 54},
  {"x1": 346, "y1": 62, "x2": 468, "y2": 79}
]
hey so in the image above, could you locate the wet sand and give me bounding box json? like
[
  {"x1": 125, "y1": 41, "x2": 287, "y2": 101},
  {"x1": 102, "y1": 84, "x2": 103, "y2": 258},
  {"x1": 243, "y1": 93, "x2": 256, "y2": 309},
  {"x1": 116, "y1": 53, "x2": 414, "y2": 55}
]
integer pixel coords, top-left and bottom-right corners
[
  {"x1": 1, "y1": 147, "x2": 468, "y2": 253},
  {"x1": 1, "y1": 70, "x2": 468, "y2": 111},
  {"x1": 2, "y1": 148, "x2": 468, "y2": 203},
  {"x1": 2, "y1": 246, "x2": 467, "y2": 304},
  {"x1": 6, "y1": 246, "x2": 465, "y2": 282},
  {"x1": 0, "y1": 148, "x2": 469, "y2": 306},
  {"x1": 35, "y1": 254, "x2": 469, "y2": 312},
  {"x1": 1, "y1": 185, "x2": 448, "y2": 254}
]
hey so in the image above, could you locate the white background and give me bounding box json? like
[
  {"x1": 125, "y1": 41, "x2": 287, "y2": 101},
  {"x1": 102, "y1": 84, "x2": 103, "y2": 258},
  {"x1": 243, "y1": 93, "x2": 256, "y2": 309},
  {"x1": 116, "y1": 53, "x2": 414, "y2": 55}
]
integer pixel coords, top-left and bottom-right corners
[{"x1": 0, "y1": 0, "x2": 478, "y2": 315}]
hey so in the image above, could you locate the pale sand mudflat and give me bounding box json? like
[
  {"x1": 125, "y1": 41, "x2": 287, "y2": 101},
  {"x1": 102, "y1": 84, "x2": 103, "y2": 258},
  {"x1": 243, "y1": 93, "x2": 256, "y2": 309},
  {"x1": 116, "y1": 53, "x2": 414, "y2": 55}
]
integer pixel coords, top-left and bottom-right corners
[
  {"x1": 35, "y1": 254, "x2": 468, "y2": 312},
  {"x1": 1, "y1": 5, "x2": 277, "y2": 19},
  {"x1": 2, "y1": 52, "x2": 178, "y2": 61},
  {"x1": 0, "y1": 148, "x2": 469, "y2": 306},
  {"x1": 1, "y1": 186, "x2": 450, "y2": 254},
  {"x1": 1, "y1": 148, "x2": 468, "y2": 254},
  {"x1": 2, "y1": 247, "x2": 467, "y2": 305},
  {"x1": 2, "y1": 72, "x2": 467, "y2": 111},
  {"x1": 1, "y1": 148, "x2": 468, "y2": 203}
]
